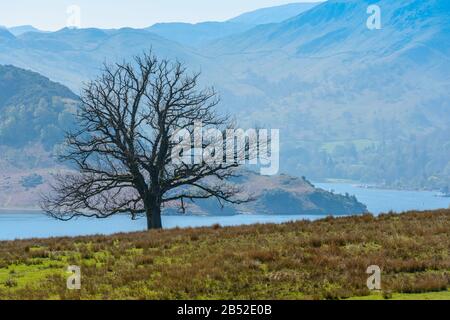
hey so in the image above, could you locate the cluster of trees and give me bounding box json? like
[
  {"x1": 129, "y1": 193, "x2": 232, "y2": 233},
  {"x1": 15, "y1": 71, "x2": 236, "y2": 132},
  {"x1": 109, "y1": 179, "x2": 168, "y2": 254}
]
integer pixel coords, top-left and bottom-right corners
[
  {"x1": 287, "y1": 130, "x2": 450, "y2": 192},
  {"x1": 0, "y1": 97, "x2": 76, "y2": 149}
]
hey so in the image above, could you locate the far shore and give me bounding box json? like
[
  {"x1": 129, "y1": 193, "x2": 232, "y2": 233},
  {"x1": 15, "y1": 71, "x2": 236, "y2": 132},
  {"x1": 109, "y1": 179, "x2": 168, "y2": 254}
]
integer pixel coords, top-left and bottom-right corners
[
  {"x1": 0, "y1": 207, "x2": 42, "y2": 212},
  {"x1": 318, "y1": 179, "x2": 445, "y2": 193}
]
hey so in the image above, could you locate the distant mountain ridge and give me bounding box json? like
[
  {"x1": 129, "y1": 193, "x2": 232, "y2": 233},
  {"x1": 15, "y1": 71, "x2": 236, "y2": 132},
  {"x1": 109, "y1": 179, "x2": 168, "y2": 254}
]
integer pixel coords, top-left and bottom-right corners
[
  {"x1": 8, "y1": 25, "x2": 43, "y2": 36},
  {"x1": 146, "y1": 22, "x2": 252, "y2": 47},
  {"x1": 211, "y1": 0, "x2": 449, "y2": 56},
  {"x1": 0, "y1": 0, "x2": 448, "y2": 190},
  {"x1": 146, "y1": 2, "x2": 321, "y2": 46},
  {"x1": 0, "y1": 26, "x2": 207, "y2": 91},
  {"x1": 204, "y1": 0, "x2": 450, "y2": 190},
  {"x1": 229, "y1": 2, "x2": 322, "y2": 25},
  {"x1": 0, "y1": 28, "x2": 15, "y2": 41}
]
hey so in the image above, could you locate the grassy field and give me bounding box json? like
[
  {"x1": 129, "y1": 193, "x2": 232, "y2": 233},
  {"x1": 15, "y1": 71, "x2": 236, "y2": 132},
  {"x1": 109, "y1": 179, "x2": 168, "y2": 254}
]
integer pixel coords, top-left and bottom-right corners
[{"x1": 0, "y1": 209, "x2": 449, "y2": 300}]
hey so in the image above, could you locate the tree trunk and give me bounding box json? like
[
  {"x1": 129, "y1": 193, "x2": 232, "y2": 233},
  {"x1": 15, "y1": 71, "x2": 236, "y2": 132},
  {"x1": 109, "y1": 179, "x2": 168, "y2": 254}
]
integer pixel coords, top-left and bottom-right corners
[{"x1": 146, "y1": 204, "x2": 162, "y2": 230}]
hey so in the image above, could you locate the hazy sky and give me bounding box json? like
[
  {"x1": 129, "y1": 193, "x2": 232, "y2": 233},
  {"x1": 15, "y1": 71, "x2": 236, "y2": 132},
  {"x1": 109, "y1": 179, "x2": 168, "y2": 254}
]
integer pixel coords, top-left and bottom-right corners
[{"x1": 1, "y1": 0, "x2": 323, "y2": 31}]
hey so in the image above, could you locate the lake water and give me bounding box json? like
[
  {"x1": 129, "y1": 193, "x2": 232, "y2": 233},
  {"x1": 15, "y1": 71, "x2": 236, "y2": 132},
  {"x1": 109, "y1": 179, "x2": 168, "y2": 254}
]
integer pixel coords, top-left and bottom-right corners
[
  {"x1": 315, "y1": 182, "x2": 450, "y2": 214},
  {"x1": 0, "y1": 183, "x2": 448, "y2": 240}
]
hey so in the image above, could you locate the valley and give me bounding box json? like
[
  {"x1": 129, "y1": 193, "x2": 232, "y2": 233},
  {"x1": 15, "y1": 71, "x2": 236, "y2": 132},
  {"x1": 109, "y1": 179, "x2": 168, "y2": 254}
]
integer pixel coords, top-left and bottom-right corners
[
  {"x1": 1, "y1": 0, "x2": 449, "y2": 191},
  {"x1": 0, "y1": 0, "x2": 449, "y2": 303}
]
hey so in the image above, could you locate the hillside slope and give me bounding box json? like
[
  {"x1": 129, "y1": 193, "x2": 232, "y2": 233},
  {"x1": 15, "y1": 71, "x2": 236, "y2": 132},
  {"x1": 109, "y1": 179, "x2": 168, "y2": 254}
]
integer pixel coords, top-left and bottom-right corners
[
  {"x1": 0, "y1": 65, "x2": 79, "y2": 208},
  {"x1": 0, "y1": 28, "x2": 209, "y2": 91},
  {"x1": 166, "y1": 172, "x2": 367, "y2": 216},
  {"x1": 0, "y1": 65, "x2": 78, "y2": 149},
  {"x1": 0, "y1": 65, "x2": 366, "y2": 215},
  {"x1": 0, "y1": 209, "x2": 448, "y2": 299},
  {"x1": 146, "y1": 2, "x2": 321, "y2": 47},
  {"x1": 229, "y1": 2, "x2": 322, "y2": 25},
  {"x1": 206, "y1": 0, "x2": 450, "y2": 189},
  {"x1": 7, "y1": 25, "x2": 42, "y2": 36},
  {"x1": 146, "y1": 22, "x2": 252, "y2": 47},
  {"x1": 0, "y1": 0, "x2": 448, "y2": 189}
]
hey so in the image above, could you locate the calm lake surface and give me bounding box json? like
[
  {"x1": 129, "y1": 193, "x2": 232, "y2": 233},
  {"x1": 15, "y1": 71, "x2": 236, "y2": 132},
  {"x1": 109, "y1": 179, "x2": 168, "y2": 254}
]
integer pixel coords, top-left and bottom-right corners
[
  {"x1": 0, "y1": 183, "x2": 448, "y2": 240},
  {"x1": 315, "y1": 182, "x2": 450, "y2": 214}
]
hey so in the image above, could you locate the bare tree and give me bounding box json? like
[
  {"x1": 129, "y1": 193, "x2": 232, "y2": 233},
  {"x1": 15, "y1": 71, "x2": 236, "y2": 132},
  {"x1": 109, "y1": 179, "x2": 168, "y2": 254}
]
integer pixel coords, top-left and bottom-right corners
[{"x1": 41, "y1": 52, "x2": 251, "y2": 230}]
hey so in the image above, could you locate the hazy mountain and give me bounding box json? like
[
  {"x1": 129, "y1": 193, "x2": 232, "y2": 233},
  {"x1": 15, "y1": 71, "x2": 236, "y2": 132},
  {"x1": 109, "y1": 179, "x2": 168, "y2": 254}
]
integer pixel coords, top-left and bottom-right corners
[
  {"x1": 228, "y1": 2, "x2": 322, "y2": 25},
  {"x1": 0, "y1": 28, "x2": 15, "y2": 41},
  {"x1": 0, "y1": 65, "x2": 78, "y2": 149},
  {"x1": 213, "y1": 0, "x2": 449, "y2": 56},
  {"x1": 0, "y1": 27, "x2": 209, "y2": 91},
  {"x1": 0, "y1": 65, "x2": 79, "y2": 208},
  {"x1": 0, "y1": 65, "x2": 366, "y2": 214},
  {"x1": 0, "y1": 0, "x2": 448, "y2": 190},
  {"x1": 8, "y1": 25, "x2": 42, "y2": 36},
  {"x1": 206, "y1": 0, "x2": 450, "y2": 189},
  {"x1": 146, "y1": 22, "x2": 253, "y2": 47},
  {"x1": 146, "y1": 2, "x2": 321, "y2": 46}
]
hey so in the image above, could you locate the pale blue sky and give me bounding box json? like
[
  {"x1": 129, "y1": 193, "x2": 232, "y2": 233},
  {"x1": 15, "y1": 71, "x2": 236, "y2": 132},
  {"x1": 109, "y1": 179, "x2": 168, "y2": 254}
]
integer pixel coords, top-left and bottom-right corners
[{"x1": 1, "y1": 0, "x2": 323, "y2": 31}]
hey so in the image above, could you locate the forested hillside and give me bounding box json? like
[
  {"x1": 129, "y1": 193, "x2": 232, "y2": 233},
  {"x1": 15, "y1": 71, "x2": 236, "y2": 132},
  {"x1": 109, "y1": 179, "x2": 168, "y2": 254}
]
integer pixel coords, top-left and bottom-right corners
[
  {"x1": 0, "y1": 0, "x2": 448, "y2": 190},
  {"x1": 0, "y1": 65, "x2": 78, "y2": 149}
]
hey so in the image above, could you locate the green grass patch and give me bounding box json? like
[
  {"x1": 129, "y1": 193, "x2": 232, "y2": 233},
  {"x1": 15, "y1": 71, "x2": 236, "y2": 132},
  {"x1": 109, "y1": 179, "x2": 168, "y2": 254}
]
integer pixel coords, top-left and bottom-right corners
[{"x1": 0, "y1": 209, "x2": 448, "y2": 300}]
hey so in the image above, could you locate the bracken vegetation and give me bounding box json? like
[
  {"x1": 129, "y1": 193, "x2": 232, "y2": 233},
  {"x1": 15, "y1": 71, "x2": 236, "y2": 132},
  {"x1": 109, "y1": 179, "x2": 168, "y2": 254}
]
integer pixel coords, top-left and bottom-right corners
[{"x1": 0, "y1": 209, "x2": 449, "y2": 300}]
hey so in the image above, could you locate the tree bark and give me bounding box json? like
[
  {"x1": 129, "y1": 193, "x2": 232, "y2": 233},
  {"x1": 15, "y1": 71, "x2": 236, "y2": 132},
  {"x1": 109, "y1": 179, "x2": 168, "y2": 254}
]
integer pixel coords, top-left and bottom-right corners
[
  {"x1": 146, "y1": 204, "x2": 162, "y2": 230},
  {"x1": 151, "y1": 206, "x2": 162, "y2": 230}
]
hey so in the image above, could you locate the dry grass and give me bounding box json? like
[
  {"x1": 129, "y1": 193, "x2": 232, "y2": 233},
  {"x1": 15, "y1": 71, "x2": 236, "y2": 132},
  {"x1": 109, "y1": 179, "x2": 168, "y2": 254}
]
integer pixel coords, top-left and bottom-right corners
[{"x1": 0, "y1": 209, "x2": 449, "y2": 300}]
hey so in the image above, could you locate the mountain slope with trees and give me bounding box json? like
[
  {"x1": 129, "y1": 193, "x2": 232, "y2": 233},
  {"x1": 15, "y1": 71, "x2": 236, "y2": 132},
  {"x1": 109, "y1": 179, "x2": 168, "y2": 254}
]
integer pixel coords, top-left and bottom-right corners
[
  {"x1": 0, "y1": 0, "x2": 448, "y2": 190},
  {"x1": 0, "y1": 65, "x2": 78, "y2": 149},
  {"x1": 146, "y1": 2, "x2": 322, "y2": 47},
  {"x1": 206, "y1": 0, "x2": 450, "y2": 190},
  {"x1": 0, "y1": 64, "x2": 366, "y2": 216}
]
